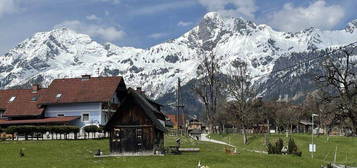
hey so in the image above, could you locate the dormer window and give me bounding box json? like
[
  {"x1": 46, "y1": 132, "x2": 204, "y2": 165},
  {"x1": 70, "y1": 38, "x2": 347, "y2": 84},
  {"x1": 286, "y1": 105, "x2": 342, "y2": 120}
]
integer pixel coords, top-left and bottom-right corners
[
  {"x1": 31, "y1": 96, "x2": 39, "y2": 101},
  {"x1": 9, "y1": 96, "x2": 16, "y2": 102},
  {"x1": 56, "y1": 94, "x2": 62, "y2": 99},
  {"x1": 81, "y1": 75, "x2": 91, "y2": 81}
]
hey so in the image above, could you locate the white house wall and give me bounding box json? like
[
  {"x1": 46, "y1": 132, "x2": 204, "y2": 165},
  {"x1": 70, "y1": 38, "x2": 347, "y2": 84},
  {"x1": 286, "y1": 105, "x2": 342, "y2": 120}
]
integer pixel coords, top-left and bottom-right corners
[{"x1": 45, "y1": 102, "x2": 103, "y2": 127}]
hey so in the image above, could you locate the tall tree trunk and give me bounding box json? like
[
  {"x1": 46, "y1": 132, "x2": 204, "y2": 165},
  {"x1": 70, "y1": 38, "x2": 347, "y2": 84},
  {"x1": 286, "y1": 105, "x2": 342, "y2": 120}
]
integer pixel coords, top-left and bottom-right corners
[
  {"x1": 242, "y1": 125, "x2": 248, "y2": 144},
  {"x1": 351, "y1": 118, "x2": 357, "y2": 136}
]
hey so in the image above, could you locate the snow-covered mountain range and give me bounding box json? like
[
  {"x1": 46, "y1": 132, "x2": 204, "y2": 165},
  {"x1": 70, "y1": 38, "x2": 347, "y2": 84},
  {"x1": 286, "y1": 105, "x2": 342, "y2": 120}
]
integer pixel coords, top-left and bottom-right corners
[{"x1": 1, "y1": 12, "x2": 357, "y2": 114}]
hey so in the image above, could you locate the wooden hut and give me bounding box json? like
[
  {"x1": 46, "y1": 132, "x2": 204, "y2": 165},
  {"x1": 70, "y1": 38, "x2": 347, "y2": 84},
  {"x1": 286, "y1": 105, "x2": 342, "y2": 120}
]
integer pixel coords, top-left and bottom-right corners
[{"x1": 105, "y1": 88, "x2": 167, "y2": 155}]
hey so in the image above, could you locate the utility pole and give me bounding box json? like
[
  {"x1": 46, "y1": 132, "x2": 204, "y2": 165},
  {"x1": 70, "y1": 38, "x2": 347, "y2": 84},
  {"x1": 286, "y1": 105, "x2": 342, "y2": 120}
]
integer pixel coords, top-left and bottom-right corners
[
  {"x1": 311, "y1": 113, "x2": 318, "y2": 158},
  {"x1": 175, "y1": 78, "x2": 184, "y2": 135}
]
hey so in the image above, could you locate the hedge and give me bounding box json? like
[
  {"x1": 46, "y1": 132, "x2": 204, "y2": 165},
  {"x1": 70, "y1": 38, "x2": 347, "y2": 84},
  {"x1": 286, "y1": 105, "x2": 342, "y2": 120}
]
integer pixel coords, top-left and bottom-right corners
[
  {"x1": 5, "y1": 126, "x2": 80, "y2": 139},
  {"x1": 83, "y1": 125, "x2": 100, "y2": 133}
]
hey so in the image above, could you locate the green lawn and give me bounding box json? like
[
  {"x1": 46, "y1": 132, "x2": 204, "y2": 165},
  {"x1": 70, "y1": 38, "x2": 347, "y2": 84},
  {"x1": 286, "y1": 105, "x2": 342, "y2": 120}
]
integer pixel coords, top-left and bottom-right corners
[{"x1": 0, "y1": 134, "x2": 356, "y2": 168}]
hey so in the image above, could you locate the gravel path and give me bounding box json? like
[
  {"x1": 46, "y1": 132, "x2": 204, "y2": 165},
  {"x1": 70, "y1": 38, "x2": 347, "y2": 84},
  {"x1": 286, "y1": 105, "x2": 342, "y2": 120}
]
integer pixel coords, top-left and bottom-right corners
[
  {"x1": 199, "y1": 134, "x2": 236, "y2": 147},
  {"x1": 198, "y1": 134, "x2": 268, "y2": 154}
]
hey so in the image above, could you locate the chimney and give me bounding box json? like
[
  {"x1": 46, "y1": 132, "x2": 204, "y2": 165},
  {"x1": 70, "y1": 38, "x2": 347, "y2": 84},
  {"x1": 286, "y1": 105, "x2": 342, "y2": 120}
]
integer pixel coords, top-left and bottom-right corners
[
  {"x1": 136, "y1": 87, "x2": 145, "y2": 95},
  {"x1": 32, "y1": 84, "x2": 40, "y2": 93},
  {"x1": 81, "y1": 75, "x2": 91, "y2": 80}
]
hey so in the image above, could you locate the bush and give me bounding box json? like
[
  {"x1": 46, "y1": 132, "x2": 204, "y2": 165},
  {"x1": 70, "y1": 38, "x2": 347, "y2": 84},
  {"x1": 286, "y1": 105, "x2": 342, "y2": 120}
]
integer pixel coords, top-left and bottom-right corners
[
  {"x1": 5, "y1": 126, "x2": 16, "y2": 134},
  {"x1": 267, "y1": 137, "x2": 302, "y2": 156},
  {"x1": 83, "y1": 125, "x2": 99, "y2": 133},
  {"x1": 267, "y1": 142, "x2": 275, "y2": 154},
  {"x1": 275, "y1": 138, "x2": 284, "y2": 154},
  {"x1": 287, "y1": 138, "x2": 297, "y2": 154}
]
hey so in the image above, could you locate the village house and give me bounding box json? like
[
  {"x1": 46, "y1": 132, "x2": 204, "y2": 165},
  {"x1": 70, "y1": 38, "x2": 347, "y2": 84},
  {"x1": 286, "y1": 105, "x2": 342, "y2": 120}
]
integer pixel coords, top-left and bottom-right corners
[
  {"x1": 166, "y1": 113, "x2": 188, "y2": 129},
  {"x1": 0, "y1": 75, "x2": 126, "y2": 128}
]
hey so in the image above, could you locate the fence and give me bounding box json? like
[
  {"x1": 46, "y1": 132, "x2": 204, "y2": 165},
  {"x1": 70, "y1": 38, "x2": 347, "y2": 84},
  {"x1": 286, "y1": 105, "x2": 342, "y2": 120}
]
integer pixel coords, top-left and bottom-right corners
[{"x1": 0, "y1": 125, "x2": 109, "y2": 141}]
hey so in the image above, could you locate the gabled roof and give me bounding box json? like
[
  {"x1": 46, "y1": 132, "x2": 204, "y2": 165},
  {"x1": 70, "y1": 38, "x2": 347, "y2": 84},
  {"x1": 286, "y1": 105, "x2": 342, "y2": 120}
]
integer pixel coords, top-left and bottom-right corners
[
  {"x1": 0, "y1": 89, "x2": 47, "y2": 117},
  {"x1": 39, "y1": 76, "x2": 124, "y2": 105},
  {"x1": 106, "y1": 88, "x2": 167, "y2": 132}
]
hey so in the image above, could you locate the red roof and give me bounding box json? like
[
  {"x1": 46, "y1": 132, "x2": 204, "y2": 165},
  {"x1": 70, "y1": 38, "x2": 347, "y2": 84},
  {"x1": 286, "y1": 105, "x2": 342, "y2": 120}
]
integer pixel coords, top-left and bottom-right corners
[
  {"x1": 167, "y1": 114, "x2": 186, "y2": 127},
  {"x1": 0, "y1": 116, "x2": 80, "y2": 125},
  {"x1": 39, "y1": 76, "x2": 124, "y2": 105},
  {"x1": 0, "y1": 89, "x2": 47, "y2": 117},
  {"x1": 0, "y1": 76, "x2": 125, "y2": 117}
]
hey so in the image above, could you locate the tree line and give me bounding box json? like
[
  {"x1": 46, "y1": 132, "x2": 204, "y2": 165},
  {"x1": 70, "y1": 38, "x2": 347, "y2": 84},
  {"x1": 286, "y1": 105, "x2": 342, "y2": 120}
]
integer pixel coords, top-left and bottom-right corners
[{"x1": 194, "y1": 44, "x2": 357, "y2": 143}]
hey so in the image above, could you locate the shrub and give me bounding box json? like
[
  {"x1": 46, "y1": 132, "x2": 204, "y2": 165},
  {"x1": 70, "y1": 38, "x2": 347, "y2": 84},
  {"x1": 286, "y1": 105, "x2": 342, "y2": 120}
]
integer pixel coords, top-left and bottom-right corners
[
  {"x1": 267, "y1": 142, "x2": 275, "y2": 154},
  {"x1": 287, "y1": 138, "x2": 297, "y2": 154},
  {"x1": 83, "y1": 125, "x2": 99, "y2": 133},
  {"x1": 5, "y1": 126, "x2": 16, "y2": 134},
  {"x1": 98, "y1": 125, "x2": 105, "y2": 133},
  {"x1": 267, "y1": 137, "x2": 302, "y2": 156},
  {"x1": 275, "y1": 138, "x2": 284, "y2": 154},
  {"x1": 36, "y1": 126, "x2": 49, "y2": 134}
]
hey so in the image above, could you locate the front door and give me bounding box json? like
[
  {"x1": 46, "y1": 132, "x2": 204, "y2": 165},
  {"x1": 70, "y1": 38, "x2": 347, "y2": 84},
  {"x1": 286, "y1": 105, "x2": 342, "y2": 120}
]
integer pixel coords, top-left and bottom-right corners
[
  {"x1": 121, "y1": 128, "x2": 138, "y2": 153},
  {"x1": 110, "y1": 127, "x2": 147, "y2": 153},
  {"x1": 111, "y1": 128, "x2": 122, "y2": 153}
]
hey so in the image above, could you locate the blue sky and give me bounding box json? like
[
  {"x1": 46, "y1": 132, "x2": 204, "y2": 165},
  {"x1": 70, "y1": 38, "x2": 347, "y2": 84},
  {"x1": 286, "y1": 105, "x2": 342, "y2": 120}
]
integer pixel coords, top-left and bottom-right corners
[{"x1": 0, "y1": 0, "x2": 356, "y2": 54}]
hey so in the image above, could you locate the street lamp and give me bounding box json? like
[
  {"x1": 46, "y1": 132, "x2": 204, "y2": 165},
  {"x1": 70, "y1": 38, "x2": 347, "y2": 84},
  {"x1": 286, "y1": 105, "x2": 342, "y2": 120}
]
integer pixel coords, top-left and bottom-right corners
[{"x1": 310, "y1": 113, "x2": 318, "y2": 158}]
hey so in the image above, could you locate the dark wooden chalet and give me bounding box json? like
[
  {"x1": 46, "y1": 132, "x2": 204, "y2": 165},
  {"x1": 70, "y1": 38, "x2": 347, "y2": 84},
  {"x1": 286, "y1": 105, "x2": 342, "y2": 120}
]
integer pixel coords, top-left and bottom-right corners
[{"x1": 105, "y1": 88, "x2": 167, "y2": 155}]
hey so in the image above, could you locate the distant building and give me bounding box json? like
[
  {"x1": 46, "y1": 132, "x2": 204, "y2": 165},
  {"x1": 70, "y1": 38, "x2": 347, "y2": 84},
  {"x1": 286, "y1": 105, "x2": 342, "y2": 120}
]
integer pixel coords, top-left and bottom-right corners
[
  {"x1": 187, "y1": 118, "x2": 202, "y2": 131},
  {"x1": 187, "y1": 118, "x2": 203, "y2": 139},
  {"x1": 166, "y1": 114, "x2": 187, "y2": 129}
]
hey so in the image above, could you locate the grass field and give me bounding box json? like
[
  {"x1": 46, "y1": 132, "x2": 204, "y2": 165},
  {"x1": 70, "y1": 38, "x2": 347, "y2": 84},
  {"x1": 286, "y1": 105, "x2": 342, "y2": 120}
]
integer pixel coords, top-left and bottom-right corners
[{"x1": 0, "y1": 134, "x2": 356, "y2": 168}]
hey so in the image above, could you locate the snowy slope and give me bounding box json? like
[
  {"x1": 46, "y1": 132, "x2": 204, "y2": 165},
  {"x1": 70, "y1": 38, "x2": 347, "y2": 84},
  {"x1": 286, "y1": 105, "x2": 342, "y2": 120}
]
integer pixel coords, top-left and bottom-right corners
[{"x1": 1, "y1": 12, "x2": 357, "y2": 105}]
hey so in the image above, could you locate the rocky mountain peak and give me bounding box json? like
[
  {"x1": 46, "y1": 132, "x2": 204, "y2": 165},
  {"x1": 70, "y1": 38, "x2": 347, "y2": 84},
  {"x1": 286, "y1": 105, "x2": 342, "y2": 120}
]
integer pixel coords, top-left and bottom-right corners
[
  {"x1": 1, "y1": 13, "x2": 357, "y2": 111},
  {"x1": 345, "y1": 19, "x2": 357, "y2": 33}
]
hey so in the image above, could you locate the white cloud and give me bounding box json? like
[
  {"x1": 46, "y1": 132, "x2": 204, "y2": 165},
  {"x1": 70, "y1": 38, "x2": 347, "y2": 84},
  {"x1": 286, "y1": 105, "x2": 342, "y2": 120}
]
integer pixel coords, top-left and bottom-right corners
[
  {"x1": 267, "y1": 0, "x2": 345, "y2": 32},
  {"x1": 86, "y1": 14, "x2": 101, "y2": 21},
  {"x1": 130, "y1": 1, "x2": 196, "y2": 15},
  {"x1": 0, "y1": 0, "x2": 20, "y2": 17},
  {"x1": 177, "y1": 21, "x2": 193, "y2": 27},
  {"x1": 105, "y1": 10, "x2": 110, "y2": 16},
  {"x1": 96, "y1": 0, "x2": 120, "y2": 4},
  {"x1": 55, "y1": 20, "x2": 125, "y2": 42},
  {"x1": 197, "y1": 0, "x2": 257, "y2": 19},
  {"x1": 148, "y1": 32, "x2": 169, "y2": 39}
]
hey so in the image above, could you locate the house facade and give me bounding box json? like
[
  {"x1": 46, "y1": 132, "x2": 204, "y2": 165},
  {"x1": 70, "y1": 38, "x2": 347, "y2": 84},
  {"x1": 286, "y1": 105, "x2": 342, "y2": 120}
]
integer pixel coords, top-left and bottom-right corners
[{"x1": 0, "y1": 75, "x2": 126, "y2": 128}]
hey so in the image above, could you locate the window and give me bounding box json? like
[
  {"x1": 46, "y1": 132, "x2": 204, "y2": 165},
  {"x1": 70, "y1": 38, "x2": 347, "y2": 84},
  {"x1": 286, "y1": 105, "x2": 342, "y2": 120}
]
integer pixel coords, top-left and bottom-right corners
[
  {"x1": 82, "y1": 113, "x2": 89, "y2": 122},
  {"x1": 56, "y1": 93, "x2": 62, "y2": 99},
  {"x1": 31, "y1": 96, "x2": 39, "y2": 101},
  {"x1": 113, "y1": 128, "x2": 121, "y2": 142},
  {"x1": 0, "y1": 111, "x2": 4, "y2": 118},
  {"x1": 9, "y1": 96, "x2": 16, "y2": 102},
  {"x1": 57, "y1": 114, "x2": 64, "y2": 117}
]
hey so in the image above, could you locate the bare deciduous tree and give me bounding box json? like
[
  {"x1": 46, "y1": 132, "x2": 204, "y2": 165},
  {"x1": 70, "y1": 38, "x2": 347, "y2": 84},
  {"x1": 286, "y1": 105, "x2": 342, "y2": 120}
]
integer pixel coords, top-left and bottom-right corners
[
  {"x1": 194, "y1": 52, "x2": 222, "y2": 132},
  {"x1": 316, "y1": 45, "x2": 357, "y2": 134},
  {"x1": 225, "y1": 60, "x2": 258, "y2": 144}
]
